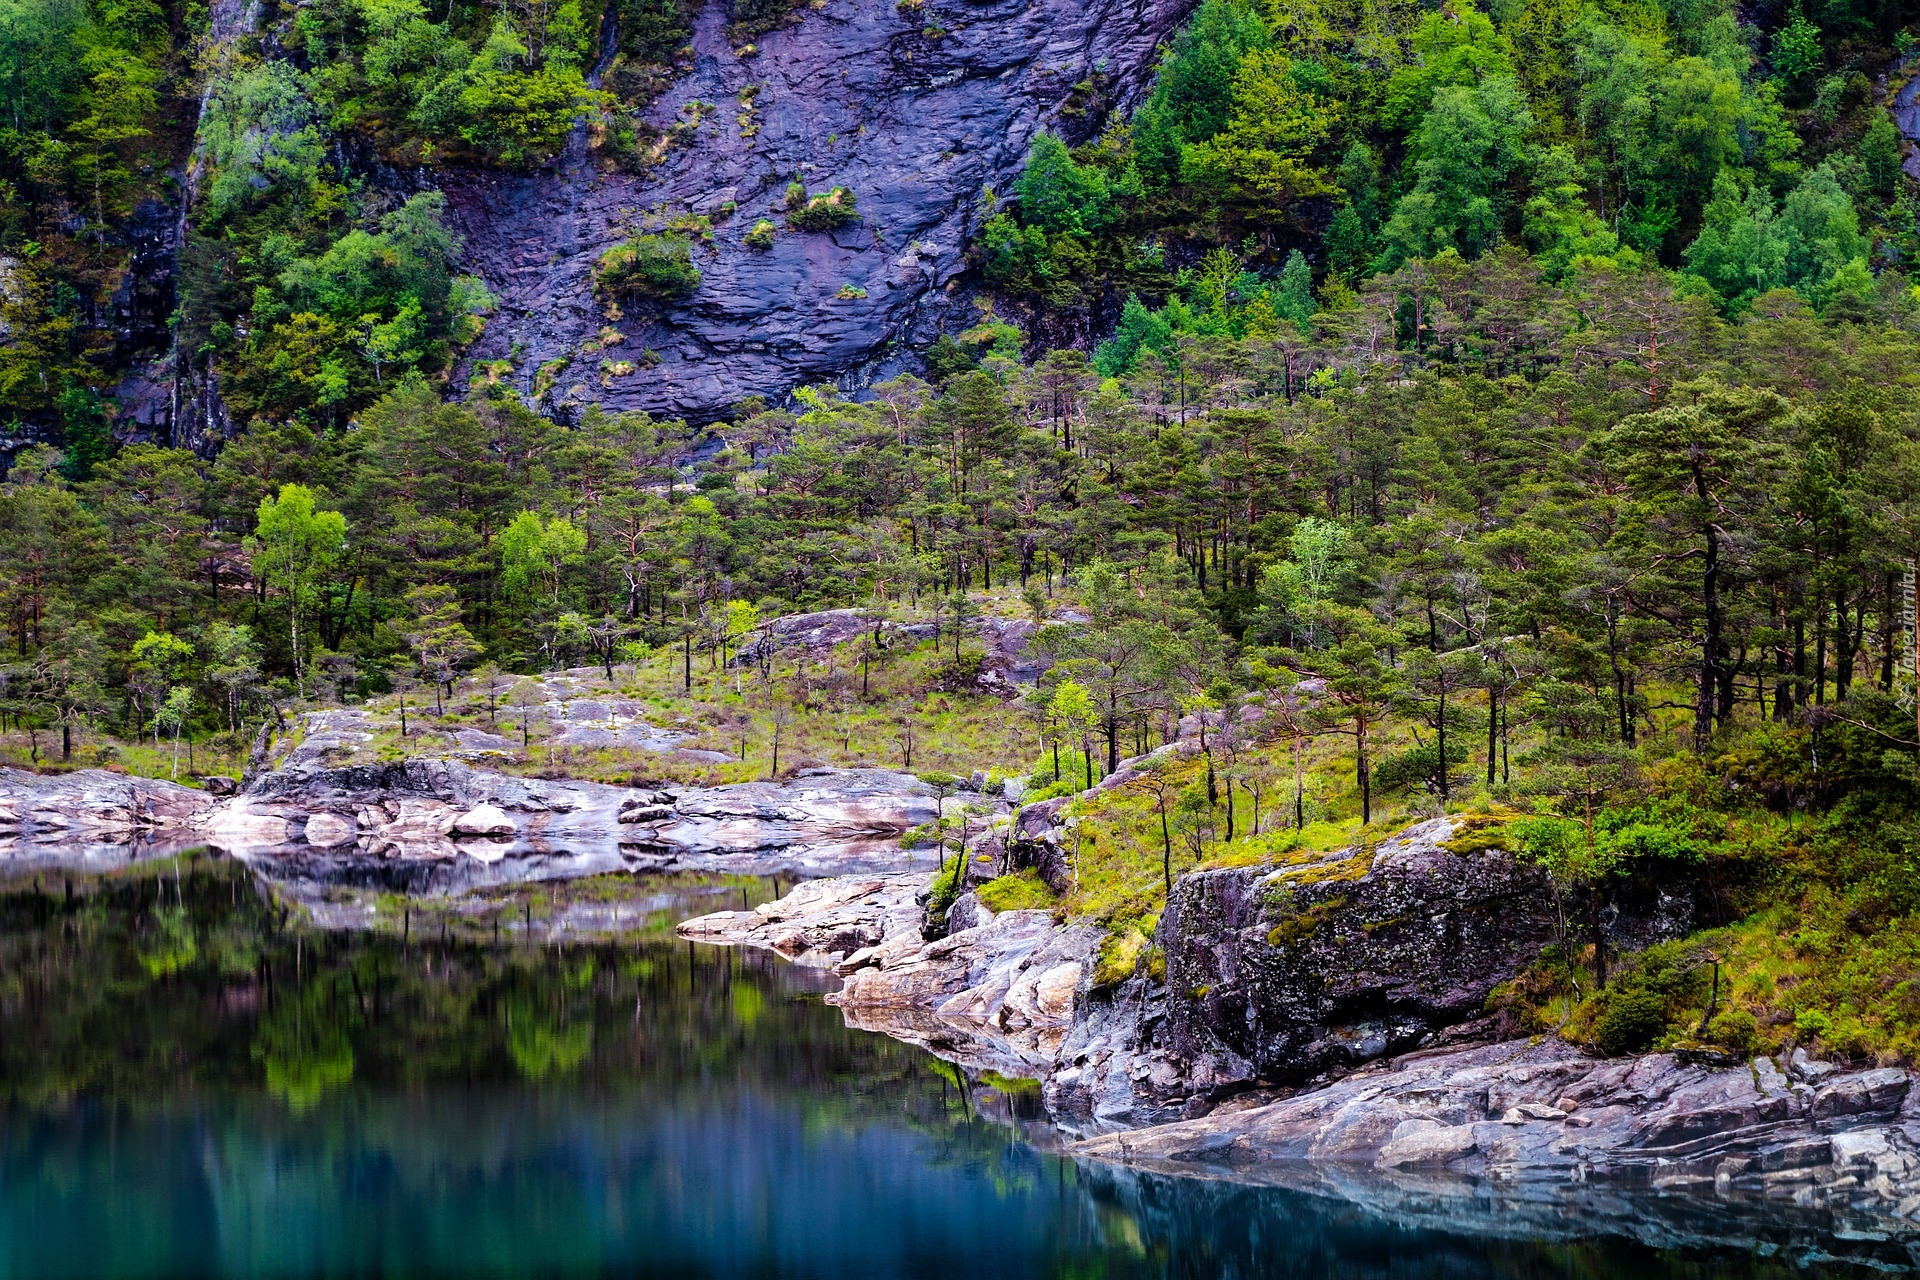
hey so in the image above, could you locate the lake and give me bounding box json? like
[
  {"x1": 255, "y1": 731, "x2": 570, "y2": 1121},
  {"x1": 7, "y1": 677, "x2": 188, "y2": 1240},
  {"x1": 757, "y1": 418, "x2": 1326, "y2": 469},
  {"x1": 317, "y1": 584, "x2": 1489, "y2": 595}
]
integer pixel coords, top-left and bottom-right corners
[{"x1": 0, "y1": 851, "x2": 1894, "y2": 1277}]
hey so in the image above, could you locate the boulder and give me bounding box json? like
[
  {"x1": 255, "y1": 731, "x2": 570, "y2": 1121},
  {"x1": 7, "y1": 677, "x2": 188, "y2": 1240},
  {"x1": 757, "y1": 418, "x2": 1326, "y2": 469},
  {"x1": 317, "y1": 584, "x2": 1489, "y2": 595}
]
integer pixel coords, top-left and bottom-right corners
[
  {"x1": 452, "y1": 803, "x2": 515, "y2": 836},
  {"x1": 302, "y1": 813, "x2": 357, "y2": 848},
  {"x1": 204, "y1": 803, "x2": 293, "y2": 848},
  {"x1": 1154, "y1": 818, "x2": 1567, "y2": 1085}
]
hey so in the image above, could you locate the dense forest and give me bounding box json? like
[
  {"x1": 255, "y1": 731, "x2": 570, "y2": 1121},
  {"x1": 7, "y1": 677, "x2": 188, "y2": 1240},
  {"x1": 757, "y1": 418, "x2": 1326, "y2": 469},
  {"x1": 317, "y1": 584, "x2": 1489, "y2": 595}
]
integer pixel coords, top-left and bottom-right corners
[{"x1": 7, "y1": 0, "x2": 1920, "y2": 1065}]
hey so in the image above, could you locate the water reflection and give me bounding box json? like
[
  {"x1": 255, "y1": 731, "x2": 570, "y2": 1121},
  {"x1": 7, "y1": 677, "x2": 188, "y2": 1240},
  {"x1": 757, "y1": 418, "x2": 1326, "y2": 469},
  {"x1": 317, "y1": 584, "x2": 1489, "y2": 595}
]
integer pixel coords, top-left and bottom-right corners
[{"x1": 0, "y1": 853, "x2": 1893, "y2": 1277}]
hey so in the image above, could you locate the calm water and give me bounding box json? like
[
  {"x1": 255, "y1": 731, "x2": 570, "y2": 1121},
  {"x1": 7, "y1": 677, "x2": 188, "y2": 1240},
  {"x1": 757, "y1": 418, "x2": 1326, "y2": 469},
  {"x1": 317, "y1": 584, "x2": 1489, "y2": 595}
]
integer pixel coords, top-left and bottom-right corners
[{"x1": 0, "y1": 853, "x2": 1897, "y2": 1277}]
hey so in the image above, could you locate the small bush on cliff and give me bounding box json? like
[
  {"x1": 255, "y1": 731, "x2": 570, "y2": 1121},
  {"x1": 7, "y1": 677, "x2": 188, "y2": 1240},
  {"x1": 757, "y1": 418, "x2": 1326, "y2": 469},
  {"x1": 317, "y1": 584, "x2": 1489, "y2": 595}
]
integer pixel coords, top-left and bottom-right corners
[
  {"x1": 744, "y1": 219, "x2": 778, "y2": 250},
  {"x1": 596, "y1": 232, "x2": 702, "y2": 298},
  {"x1": 786, "y1": 185, "x2": 861, "y2": 231}
]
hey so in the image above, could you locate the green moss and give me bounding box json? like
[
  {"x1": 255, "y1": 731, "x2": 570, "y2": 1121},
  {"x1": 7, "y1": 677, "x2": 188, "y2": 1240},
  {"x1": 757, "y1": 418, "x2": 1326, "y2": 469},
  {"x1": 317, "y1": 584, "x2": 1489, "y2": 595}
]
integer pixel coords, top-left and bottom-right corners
[
  {"x1": 1442, "y1": 805, "x2": 1523, "y2": 855},
  {"x1": 1265, "y1": 895, "x2": 1350, "y2": 948},
  {"x1": 786, "y1": 185, "x2": 860, "y2": 231}
]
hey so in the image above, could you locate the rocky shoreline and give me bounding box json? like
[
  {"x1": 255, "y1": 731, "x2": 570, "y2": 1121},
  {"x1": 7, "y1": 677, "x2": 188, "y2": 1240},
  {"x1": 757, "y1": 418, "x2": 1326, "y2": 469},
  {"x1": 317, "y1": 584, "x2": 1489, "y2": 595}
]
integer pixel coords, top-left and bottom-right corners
[
  {"x1": 9, "y1": 750, "x2": 1919, "y2": 1252},
  {"x1": 674, "y1": 825, "x2": 1920, "y2": 1248}
]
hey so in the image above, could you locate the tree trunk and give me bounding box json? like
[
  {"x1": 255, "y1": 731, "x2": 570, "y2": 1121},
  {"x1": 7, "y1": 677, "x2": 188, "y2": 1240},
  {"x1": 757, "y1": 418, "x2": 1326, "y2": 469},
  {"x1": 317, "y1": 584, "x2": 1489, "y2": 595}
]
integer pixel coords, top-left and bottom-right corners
[
  {"x1": 1356, "y1": 717, "x2": 1371, "y2": 825},
  {"x1": 1695, "y1": 517, "x2": 1719, "y2": 747}
]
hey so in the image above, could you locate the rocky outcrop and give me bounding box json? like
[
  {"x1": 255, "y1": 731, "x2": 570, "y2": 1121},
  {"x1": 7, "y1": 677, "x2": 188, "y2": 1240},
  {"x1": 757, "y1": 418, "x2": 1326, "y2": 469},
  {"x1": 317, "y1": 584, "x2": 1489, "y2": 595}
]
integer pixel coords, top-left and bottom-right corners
[
  {"x1": 444, "y1": 0, "x2": 1195, "y2": 421},
  {"x1": 683, "y1": 813, "x2": 1699, "y2": 1128},
  {"x1": 0, "y1": 768, "x2": 220, "y2": 861},
  {"x1": 679, "y1": 852, "x2": 1920, "y2": 1244},
  {"x1": 1072, "y1": 1038, "x2": 1920, "y2": 1236},
  {"x1": 1156, "y1": 818, "x2": 1563, "y2": 1086},
  {"x1": 1, "y1": 757, "x2": 982, "y2": 911},
  {"x1": 680, "y1": 871, "x2": 1101, "y2": 1077},
  {"x1": 231, "y1": 756, "x2": 982, "y2": 868},
  {"x1": 732, "y1": 606, "x2": 1050, "y2": 691}
]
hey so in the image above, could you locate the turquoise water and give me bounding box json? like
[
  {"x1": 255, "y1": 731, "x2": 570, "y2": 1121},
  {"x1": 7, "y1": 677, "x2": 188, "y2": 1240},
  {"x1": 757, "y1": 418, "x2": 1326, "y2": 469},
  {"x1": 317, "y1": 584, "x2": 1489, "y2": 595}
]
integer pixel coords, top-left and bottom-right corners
[{"x1": 0, "y1": 854, "x2": 1894, "y2": 1277}]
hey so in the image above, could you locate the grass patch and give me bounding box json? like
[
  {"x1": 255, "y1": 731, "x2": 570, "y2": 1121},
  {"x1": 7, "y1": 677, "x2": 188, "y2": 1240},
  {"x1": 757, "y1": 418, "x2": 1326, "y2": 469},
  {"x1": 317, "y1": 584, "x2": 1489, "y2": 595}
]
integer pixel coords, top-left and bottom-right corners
[{"x1": 976, "y1": 868, "x2": 1054, "y2": 912}]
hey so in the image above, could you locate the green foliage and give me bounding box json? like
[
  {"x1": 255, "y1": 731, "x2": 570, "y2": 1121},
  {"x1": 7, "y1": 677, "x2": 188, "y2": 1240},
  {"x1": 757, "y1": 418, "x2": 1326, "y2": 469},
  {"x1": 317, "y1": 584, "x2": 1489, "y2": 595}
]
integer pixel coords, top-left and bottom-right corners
[
  {"x1": 200, "y1": 62, "x2": 327, "y2": 222},
  {"x1": 1772, "y1": 13, "x2": 1823, "y2": 83},
  {"x1": 1093, "y1": 293, "x2": 1174, "y2": 376},
  {"x1": 1593, "y1": 985, "x2": 1669, "y2": 1055},
  {"x1": 1131, "y1": 0, "x2": 1271, "y2": 187},
  {"x1": 1180, "y1": 49, "x2": 1332, "y2": 204},
  {"x1": 1380, "y1": 0, "x2": 1513, "y2": 130},
  {"x1": 1371, "y1": 737, "x2": 1468, "y2": 795},
  {"x1": 1379, "y1": 77, "x2": 1533, "y2": 266},
  {"x1": 597, "y1": 232, "x2": 702, "y2": 298},
  {"x1": 1683, "y1": 164, "x2": 1867, "y2": 312},
  {"x1": 784, "y1": 185, "x2": 860, "y2": 231},
  {"x1": 1015, "y1": 133, "x2": 1111, "y2": 236}
]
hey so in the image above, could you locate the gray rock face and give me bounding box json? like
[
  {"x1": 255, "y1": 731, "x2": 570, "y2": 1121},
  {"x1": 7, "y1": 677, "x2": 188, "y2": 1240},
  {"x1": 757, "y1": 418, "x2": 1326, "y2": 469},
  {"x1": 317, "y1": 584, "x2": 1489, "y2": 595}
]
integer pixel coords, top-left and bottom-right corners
[
  {"x1": 442, "y1": 0, "x2": 1194, "y2": 421},
  {"x1": 733, "y1": 606, "x2": 1047, "y2": 691},
  {"x1": 1072, "y1": 1038, "x2": 1920, "y2": 1239},
  {"x1": 1157, "y1": 818, "x2": 1563, "y2": 1086}
]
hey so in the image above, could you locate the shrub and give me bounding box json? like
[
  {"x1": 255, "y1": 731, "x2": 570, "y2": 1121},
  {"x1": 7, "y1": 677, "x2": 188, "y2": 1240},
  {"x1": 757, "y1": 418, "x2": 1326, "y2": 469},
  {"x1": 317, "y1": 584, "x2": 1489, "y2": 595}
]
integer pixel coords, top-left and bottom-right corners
[
  {"x1": 836, "y1": 283, "x2": 868, "y2": 299},
  {"x1": 743, "y1": 219, "x2": 777, "y2": 250},
  {"x1": 1371, "y1": 737, "x2": 1469, "y2": 794},
  {"x1": 1594, "y1": 986, "x2": 1668, "y2": 1055},
  {"x1": 786, "y1": 185, "x2": 860, "y2": 230},
  {"x1": 596, "y1": 232, "x2": 701, "y2": 298},
  {"x1": 1707, "y1": 1008, "x2": 1759, "y2": 1054}
]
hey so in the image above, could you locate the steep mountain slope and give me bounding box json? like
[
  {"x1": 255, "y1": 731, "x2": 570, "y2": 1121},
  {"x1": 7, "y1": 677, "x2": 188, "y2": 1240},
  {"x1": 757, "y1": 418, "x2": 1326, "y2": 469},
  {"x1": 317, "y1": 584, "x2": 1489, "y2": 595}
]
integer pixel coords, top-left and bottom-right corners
[{"x1": 431, "y1": 0, "x2": 1190, "y2": 420}]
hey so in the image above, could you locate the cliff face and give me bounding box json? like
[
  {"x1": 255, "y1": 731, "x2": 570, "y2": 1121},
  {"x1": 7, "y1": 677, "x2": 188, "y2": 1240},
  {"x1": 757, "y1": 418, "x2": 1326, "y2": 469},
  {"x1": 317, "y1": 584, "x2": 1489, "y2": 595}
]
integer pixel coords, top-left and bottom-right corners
[{"x1": 442, "y1": 0, "x2": 1191, "y2": 422}]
